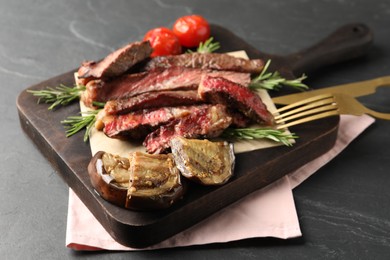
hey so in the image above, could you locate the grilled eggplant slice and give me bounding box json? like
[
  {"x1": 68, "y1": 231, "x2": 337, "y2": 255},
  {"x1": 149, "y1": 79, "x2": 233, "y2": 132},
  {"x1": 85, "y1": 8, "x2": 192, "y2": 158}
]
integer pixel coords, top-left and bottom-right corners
[
  {"x1": 88, "y1": 151, "x2": 129, "y2": 207},
  {"x1": 88, "y1": 151, "x2": 185, "y2": 210},
  {"x1": 170, "y1": 137, "x2": 235, "y2": 185},
  {"x1": 125, "y1": 152, "x2": 185, "y2": 210}
]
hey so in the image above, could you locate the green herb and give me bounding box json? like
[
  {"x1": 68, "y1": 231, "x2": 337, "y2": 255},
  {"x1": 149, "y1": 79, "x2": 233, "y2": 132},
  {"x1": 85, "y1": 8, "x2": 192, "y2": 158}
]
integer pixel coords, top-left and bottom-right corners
[
  {"x1": 91, "y1": 101, "x2": 106, "y2": 108},
  {"x1": 222, "y1": 127, "x2": 298, "y2": 146},
  {"x1": 27, "y1": 84, "x2": 85, "y2": 110},
  {"x1": 61, "y1": 109, "x2": 101, "y2": 142},
  {"x1": 250, "y1": 60, "x2": 309, "y2": 91},
  {"x1": 187, "y1": 37, "x2": 221, "y2": 54}
]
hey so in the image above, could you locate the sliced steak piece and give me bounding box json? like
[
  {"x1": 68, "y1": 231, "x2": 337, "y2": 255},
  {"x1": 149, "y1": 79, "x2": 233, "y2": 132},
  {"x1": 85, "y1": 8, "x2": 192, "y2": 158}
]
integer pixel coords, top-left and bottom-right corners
[
  {"x1": 144, "y1": 53, "x2": 264, "y2": 74},
  {"x1": 229, "y1": 111, "x2": 251, "y2": 128},
  {"x1": 199, "y1": 75, "x2": 274, "y2": 125},
  {"x1": 112, "y1": 67, "x2": 203, "y2": 98},
  {"x1": 77, "y1": 41, "x2": 152, "y2": 80},
  {"x1": 102, "y1": 105, "x2": 214, "y2": 140},
  {"x1": 143, "y1": 104, "x2": 232, "y2": 154},
  {"x1": 110, "y1": 67, "x2": 251, "y2": 99},
  {"x1": 81, "y1": 72, "x2": 148, "y2": 108},
  {"x1": 81, "y1": 67, "x2": 250, "y2": 108},
  {"x1": 104, "y1": 90, "x2": 204, "y2": 115}
]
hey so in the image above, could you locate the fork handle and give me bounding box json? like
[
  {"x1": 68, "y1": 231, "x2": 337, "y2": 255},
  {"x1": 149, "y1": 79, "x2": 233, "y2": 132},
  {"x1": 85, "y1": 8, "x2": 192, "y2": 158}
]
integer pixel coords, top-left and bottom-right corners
[
  {"x1": 365, "y1": 110, "x2": 390, "y2": 120},
  {"x1": 287, "y1": 23, "x2": 373, "y2": 76}
]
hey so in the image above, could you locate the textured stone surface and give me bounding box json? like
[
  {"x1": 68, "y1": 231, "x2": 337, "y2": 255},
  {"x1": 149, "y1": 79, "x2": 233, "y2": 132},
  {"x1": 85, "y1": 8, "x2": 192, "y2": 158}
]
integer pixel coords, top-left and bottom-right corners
[{"x1": 2, "y1": 0, "x2": 390, "y2": 258}]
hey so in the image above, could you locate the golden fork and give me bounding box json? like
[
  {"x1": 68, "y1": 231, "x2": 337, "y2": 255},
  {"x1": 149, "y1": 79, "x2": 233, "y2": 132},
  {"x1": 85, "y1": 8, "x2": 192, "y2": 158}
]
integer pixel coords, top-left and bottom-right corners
[
  {"x1": 272, "y1": 76, "x2": 390, "y2": 105},
  {"x1": 274, "y1": 93, "x2": 390, "y2": 129}
]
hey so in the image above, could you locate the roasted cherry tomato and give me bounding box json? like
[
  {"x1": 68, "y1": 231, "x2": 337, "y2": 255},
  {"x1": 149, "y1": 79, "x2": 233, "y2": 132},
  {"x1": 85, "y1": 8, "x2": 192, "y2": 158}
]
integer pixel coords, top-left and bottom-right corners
[
  {"x1": 143, "y1": 27, "x2": 182, "y2": 57},
  {"x1": 173, "y1": 15, "x2": 210, "y2": 48}
]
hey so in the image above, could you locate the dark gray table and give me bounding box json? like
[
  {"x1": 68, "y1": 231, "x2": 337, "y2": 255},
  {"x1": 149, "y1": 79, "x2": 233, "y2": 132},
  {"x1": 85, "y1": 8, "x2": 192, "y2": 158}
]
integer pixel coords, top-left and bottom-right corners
[{"x1": 2, "y1": 0, "x2": 389, "y2": 259}]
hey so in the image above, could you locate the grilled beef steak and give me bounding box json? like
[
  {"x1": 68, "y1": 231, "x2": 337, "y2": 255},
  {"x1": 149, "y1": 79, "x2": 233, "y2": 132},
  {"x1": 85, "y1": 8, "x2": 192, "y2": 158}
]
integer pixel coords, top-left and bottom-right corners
[
  {"x1": 81, "y1": 67, "x2": 250, "y2": 108},
  {"x1": 116, "y1": 67, "x2": 251, "y2": 99},
  {"x1": 143, "y1": 104, "x2": 232, "y2": 154},
  {"x1": 78, "y1": 41, "x2": 152, "y2": 81},
  {"x1": 102, "y1": 105, "x2": 214, "y2": 140},
  {"x1": 144, "y1": 53, "x2": 264, "y2": 74},
  {"x1": 104, "y1": 90, "x2": 204, "y2": 115},
  {"x1": 170, "y1": 137, "x2": 235, "y2": 186},
  {"x1": 81, "y1": 72, "x2": 148, "y2": 108},
  {"x1": 199, "y1": 75, "x2": 274, "y2": 125}
]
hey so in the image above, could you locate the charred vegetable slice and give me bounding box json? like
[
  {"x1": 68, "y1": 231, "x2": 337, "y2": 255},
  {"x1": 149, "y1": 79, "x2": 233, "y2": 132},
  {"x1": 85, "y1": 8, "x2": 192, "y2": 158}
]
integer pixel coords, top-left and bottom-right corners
[
  {"x1": 126, "y1": 152, "x2": 185, "y2": 210},
  {"x1": 88, "y1": 151, "x2": 129, "y2": 207},
  {"x1": 88, "y1": 151, "x2": 185, "y2": 210},
  {"x1": 170, "y1": 137, "x2": 235, "y2": 185}
]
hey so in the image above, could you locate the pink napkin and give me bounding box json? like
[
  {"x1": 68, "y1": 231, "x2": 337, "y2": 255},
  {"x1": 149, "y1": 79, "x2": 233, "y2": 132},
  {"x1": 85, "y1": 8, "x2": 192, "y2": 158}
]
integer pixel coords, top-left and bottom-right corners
[{"x1": 66, "y1": 115, "x2": 375, "y2": 251}]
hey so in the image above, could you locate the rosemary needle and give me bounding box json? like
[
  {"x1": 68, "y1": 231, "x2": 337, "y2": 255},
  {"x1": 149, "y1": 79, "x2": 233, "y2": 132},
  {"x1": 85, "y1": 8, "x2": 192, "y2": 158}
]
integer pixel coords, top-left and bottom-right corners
[
  {"x1": 61, "y1": 109, "x2": 101, "y2": 142},
  {"x1": 249, "y1": 60, "x2": 309, "y2": 92},
  {"x1": 187, "y1": 37, "x2": 221, "y2": 54},
  {"x1": 28, "y1": 84, "x2": 85, "y2": 110},
  {"x1": 222, "y1": 128, "x2": 298, "y2": 147}
]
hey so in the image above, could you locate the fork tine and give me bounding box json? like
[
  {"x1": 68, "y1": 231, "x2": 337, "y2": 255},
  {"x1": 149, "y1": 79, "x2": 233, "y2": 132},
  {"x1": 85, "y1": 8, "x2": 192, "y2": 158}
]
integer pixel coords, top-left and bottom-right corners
[
  {"x1": 274, "y1": 97, "x2": 335, "y2": 120},
  {"x1": 276, "y1": 110, "x2": 340, "y2": 129},
  {"x1": 274, "y1": 93, "x2": 340, "y2": 129},
  {"x1": 275, "y1": 104, "x2": 338, "y2": 124},
  {"x1": 276, "y1": 93, "x2": 334, "y2": 113}
]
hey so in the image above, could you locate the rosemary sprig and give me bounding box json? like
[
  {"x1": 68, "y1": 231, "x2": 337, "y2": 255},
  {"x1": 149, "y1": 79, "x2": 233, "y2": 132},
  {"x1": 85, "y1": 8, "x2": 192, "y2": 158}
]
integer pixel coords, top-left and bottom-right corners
[
  {"x1": 222, "y1": 127, "x2": 298, "y2": 147},
  {"x1": 91, "y1": 101, "x2": 106, "y2": 108},
  {"x1": 28, "y1": 84, "x2": 85, "y2": 110},
  {"x1": 249, "y1": 60, "x2": 309, "y2": 92},
  {"x1": 61, "y1": 109, "x2": 101, "y2": 142},
  {"x1": 187, "y1": 37, "x2": 221, "y2": 54}
]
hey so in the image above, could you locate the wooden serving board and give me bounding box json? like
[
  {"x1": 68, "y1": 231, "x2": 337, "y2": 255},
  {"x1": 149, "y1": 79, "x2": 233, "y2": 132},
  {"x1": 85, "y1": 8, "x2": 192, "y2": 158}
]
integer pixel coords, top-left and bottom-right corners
[{"x1": 17, "y1": 24, "x2": 372, "y2": 248}]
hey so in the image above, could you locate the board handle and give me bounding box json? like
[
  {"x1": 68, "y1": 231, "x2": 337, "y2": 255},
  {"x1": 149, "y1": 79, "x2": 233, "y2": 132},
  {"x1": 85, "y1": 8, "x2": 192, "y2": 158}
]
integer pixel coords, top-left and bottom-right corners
[{"x1": 288, "y1": 23, "x2": 373, "y2": 76}]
